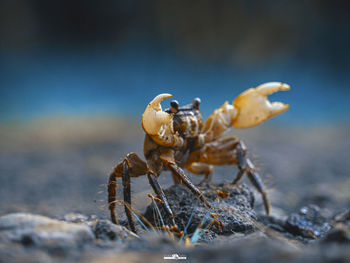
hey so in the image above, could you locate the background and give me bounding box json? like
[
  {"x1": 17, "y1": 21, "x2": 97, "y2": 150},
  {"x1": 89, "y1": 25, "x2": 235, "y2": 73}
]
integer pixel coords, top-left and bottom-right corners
[{"x1": 0, "y1": 0, "x2": 349, "y2": 219}]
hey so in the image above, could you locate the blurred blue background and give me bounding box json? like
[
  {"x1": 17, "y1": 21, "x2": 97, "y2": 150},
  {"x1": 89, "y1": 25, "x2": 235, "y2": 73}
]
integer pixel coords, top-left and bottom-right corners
[{"x1": 1, "y1": 0, "x2": 349, "y2": 124}]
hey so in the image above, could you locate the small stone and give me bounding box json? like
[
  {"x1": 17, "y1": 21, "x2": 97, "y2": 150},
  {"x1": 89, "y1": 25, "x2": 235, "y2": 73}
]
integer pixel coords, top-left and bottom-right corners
[
  {"x1": 321, "y1": 223, "x2": 350, "y2": 243},
  {"x1": 64, "y1": 213, "x2": 89, "y2": 223},
  {"x1": 94, "y1": 219, "x2": 138, "y2": 242},
  {"x1": 0, "y1": 213, "x2": 94, "y2": 254},
  {"x1": 90, "y1": 215, "x2": 98, "y2": 220},
  {"x1": 322, "y1": 210, "x2": 350, "y2": 244},
  {"x1": 333, "y1": 210, "x2": 350, "y2": 224},
  {"x1": 285, "y1": 205, "x2": 331, "y2": 239},
  {"x1": 300, "y1": 207, "x2": 308, "y2": 215}
]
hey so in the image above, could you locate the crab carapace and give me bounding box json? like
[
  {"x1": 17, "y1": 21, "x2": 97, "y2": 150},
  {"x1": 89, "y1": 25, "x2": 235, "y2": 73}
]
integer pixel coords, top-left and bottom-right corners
[{"x1": 108, "y1": 82, "x2": 290, "y2": 233}]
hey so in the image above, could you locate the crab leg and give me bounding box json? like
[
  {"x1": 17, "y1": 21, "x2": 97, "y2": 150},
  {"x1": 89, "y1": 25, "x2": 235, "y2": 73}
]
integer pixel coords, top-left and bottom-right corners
[
  {"x1": 147, "y1": 172, "x2": 177, "y2": 227},
  {"x1": 247, "y1": 170, "x2": 270, "y2": 215},
  {"x1": 233, "y1": 144, "x2": 270, "y2": 215},
  {"x1": 107, "y1": 152, "x2": 149, "y2": 232},
  {"x1": 232, "y1": 141, "x2": 248, "y2": 185},
  {"x1": 121, "y1": 162, "x2": 136, "y2": 232},
  {"x1": 107, "y1": 172, "x2": 118, "y2": 224},
  {"x1": 185, "y1": 162, "x2": 214, "y2": 185},
  {"x1": 167, "y1": 163, "x2": 211, "y2": 208},
  {"x1": 187, "y1": 137, "x2": 271, "y2": 215},
  {"x1": 158, "y1": 149, "x2": 211, "y2": 208}
]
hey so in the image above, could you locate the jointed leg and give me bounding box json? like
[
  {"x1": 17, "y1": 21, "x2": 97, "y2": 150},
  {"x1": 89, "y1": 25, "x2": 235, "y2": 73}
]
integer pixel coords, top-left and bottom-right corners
[
  {"x1": 186, "y1": 162, "x2": 214, "y2": 185},
  {"x1": 186, "y1": 136, "x2": 241, "y2": 165},
  {"x1": 147, "y1": 172, "x2": 177, "y2": 227},
  {"x1": 232, "y1": 142, "x2": 248, "y2": 185},
  {"x1": 108, "y1": 152, "x2": 178, "y2": 232},
  {"x1": 108, "y1": 171, "x2": 118, "y2": 224},
  {"x1": 159, "y1": 148, "x2": 211, "y2": 208},
  {"x1": 187, "y1": 137, "x2": 271, "y2": 215},
  {"x1": 121, "y1": 162, "x2": 136, "y2": 232},
  {"x1": 170, "y1": 171, "x2": 183, "y2": 185},
  {"x1": 233, "y1": 141, "x2": 270, "y2": 215},
  {"x1": 164, "y1": 160, "x2": 227, "y2": 232},
  {"x1": 168, "y1": 163, "x2": 211, "y2": 208},
  {"x1": 108, "y1": 160, "x2": 136, "y2": 232},
  {"x1": 108, "y1": 153, "x2": 148, "y2": 232},
  {"x1": 247, "y1": 169, "x2": 270, "y2": 215}
]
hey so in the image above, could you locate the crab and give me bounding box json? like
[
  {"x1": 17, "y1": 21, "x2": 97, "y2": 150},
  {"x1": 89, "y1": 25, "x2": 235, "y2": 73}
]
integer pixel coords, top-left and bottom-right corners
[{"x1": 108, "y1": 82, "x2": 290, "y2": 233}]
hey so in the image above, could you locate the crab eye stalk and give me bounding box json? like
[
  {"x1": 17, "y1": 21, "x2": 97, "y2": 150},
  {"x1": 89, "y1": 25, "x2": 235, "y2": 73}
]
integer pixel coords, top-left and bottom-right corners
[
  {"x1": 192, "y1": 97, "x2": 201, "y2": 110},
  {"x1": 170, "y1": 100, "x2": 179, "y2": 113}
]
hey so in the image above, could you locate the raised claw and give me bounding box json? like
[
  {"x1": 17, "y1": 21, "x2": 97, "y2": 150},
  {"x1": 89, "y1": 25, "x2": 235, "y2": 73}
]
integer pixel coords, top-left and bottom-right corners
[
  {"x1": 142, "y1": 93, "x2": 173, "y2": 135},
  {"x1": 232, "y1": 82, "x2": 290, "y2": 129},
  {"x1": 142, "y1": 94, "x2": 184, "y2": 147}
]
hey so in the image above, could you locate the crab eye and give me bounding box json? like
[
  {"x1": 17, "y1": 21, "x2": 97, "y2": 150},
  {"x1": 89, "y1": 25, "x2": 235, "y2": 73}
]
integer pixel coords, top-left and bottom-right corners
[
  {"x1": 170, "y1": 100, "x2": 179, "y2": 113},
  {"x1": 192, "y1": 97, "x2": 201, "y2": 110}
]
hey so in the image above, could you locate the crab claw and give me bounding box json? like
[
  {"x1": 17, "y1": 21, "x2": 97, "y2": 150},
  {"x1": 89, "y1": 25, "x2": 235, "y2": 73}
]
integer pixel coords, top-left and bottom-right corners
[
  {"x1": 142, "y1": 93, "x2": 173, "y2": 135},
  {"x1": 142, "y1": 94, "x2": 184, "y2": 147},
  {"x1": 232, "y1": 82, "x2": 290, "y2": 129}
]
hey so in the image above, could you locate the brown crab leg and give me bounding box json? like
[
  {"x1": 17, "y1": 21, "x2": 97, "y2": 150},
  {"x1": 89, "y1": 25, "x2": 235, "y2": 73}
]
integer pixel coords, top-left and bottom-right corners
[
  {"x1": 122, "y1": 162, "x2": 136, "y2": 232},
  {"x1": 108, "y1": 153, "x2": 149, "y2": 231},
  {"x1": 108, "y1": 171, "x2": 118, "y2": 224},
  {"x1": 185, "y1": 163, "x2": 214, "y2": 185},
  {"x1": 147, "y1": 172, "x2": 177, "y2": 227},
  {"x1": 167, "y1": 163, "x2": 211, "y2": 208},
  {"x1": 232, "y1": 144, "x2": 248, "y2": 184},
  {"x1": 233, "y1": 143, "x2": 270, "y2": 215},
  {"x1": 247, "y1": 169, "x2": 270, "y2": 215},
  {"x1": 232, "y1": 168, "x2": 245, "y2": 185}
]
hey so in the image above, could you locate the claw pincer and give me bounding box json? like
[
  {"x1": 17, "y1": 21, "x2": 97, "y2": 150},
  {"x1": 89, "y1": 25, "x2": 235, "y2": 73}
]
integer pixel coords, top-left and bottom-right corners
[
  {"x1": 142, "y1": 93, "x2": 184, "y2": 148},
  {"x1": 233, "y1": 82, "x2": 290, "y2": 128}
]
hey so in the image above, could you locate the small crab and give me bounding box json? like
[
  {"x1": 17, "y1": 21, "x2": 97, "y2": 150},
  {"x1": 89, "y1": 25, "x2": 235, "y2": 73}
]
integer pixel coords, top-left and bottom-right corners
[{"x1": 108, "y1": 82, "x2": 290, "y2": 233}]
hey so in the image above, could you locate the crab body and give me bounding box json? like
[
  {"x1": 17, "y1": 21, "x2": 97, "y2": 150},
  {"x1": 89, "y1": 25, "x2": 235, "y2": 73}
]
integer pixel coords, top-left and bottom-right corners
[
  {"x1": 144, "y1": 99, "x2": 203, "y2": 173},
  {"x1": 108, "y1": 82, "x2": 290, "y2": 233}
]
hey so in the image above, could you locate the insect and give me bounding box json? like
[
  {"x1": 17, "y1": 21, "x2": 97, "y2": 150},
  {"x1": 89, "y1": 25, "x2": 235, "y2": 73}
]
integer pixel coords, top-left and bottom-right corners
[{"x1": 108, "y1": 82, "x2": 290, "y2": 233}]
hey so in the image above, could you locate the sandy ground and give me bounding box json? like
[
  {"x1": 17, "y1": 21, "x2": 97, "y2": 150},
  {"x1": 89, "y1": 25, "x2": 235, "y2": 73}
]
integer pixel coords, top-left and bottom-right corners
[{"x1": 0, "y1": 117, "x2": 349, "y2": 221}]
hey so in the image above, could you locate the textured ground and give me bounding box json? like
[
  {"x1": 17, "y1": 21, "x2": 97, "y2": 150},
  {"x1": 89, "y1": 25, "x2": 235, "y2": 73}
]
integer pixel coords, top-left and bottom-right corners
[{"x1": 0, "y1": 118, "x2": 349, "y2": 262}]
